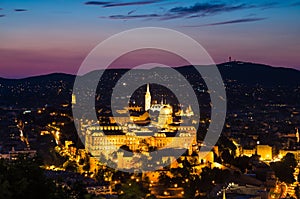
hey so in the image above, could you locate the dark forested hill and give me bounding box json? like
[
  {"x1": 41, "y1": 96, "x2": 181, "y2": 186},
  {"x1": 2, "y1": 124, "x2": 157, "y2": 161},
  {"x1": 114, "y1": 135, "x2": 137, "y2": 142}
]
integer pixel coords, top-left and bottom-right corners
[{"x1": 0, "y1": 61, "x2": 299, "y2": 108}]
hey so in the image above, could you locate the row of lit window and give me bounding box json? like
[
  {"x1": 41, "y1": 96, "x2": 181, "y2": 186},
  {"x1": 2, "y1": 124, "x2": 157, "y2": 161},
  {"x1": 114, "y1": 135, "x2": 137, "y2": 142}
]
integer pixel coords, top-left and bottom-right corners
[{"x1": 88, "y1": 126, "x2": 124, "y2": 131}]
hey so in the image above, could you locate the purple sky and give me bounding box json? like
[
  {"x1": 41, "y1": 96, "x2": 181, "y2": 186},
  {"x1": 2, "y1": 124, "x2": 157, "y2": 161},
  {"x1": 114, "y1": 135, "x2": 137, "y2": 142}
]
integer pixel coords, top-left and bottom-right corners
[{"x1": 0, "y1": 0, "x2": 299, "y2": 78}]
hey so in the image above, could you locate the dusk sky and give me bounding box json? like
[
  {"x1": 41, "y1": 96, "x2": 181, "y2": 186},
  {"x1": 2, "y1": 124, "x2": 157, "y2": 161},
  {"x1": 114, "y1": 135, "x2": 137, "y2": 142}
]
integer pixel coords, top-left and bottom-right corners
[{"x1": 0, "y1": 0, "x2": 300, "y2": 78}]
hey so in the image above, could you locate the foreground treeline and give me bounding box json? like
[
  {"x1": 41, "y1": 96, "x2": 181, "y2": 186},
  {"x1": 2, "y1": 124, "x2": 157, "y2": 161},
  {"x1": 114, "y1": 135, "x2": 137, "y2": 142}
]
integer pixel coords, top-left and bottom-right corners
[{"x1": 0, "y1": 155, "x2": 102, "y2": 199}]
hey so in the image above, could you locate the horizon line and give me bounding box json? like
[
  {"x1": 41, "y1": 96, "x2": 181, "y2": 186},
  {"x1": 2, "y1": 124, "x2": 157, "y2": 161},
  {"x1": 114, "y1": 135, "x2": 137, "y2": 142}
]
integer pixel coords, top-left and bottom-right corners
[{"x1": 1, "y1": 61, "x2": 299, "y2": 80}]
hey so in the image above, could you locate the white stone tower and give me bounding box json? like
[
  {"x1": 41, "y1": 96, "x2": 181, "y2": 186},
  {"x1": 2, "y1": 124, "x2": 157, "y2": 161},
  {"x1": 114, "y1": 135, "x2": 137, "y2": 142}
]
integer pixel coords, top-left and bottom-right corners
[{"x1": 145, "y1": 84, "x2": 151, "y2": 111}]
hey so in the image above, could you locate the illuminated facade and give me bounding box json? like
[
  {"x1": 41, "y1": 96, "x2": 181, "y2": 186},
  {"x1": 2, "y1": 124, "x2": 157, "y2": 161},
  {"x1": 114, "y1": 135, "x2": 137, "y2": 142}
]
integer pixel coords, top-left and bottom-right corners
[
  {"x1": 71, "y1": 94, "x2": 76, "y2": 105},
  {"x1": 279, "y1": 150, "x2": 300, "y2": 161},
  {"x1": 256, "y1": 145, "x2": 273, "y2": 160},
  {"x1": 242, "y1": 148, "x2": 255, "y2": 157},
  {"x1": 0, "y1": 147, "x2": 37, "y2": 161},
  {"x1": 83, "y1": 83, "x2": 198, "y2": 169},
  {"x1": 85, "y1": 125, "x2": 197, "y2": 159}
]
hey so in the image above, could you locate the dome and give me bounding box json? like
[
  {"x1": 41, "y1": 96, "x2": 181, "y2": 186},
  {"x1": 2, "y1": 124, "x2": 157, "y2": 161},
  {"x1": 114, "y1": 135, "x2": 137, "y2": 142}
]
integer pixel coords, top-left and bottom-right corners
[{"x1": 159, "y1": 105, "x2": 172, "y2": 115}]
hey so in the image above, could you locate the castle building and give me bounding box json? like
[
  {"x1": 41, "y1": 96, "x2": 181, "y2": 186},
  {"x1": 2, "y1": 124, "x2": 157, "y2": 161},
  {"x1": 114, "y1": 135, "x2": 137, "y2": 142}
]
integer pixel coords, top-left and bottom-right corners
[
  {"x1": 83, "y1": 83, "x2": 199, "y2": 170},
  {"x1": 85, "y1": 125, "x2": 128, "y2": 157},
  {"x1": 84, "y1": 125, "x2": 197, "y2": 159}
]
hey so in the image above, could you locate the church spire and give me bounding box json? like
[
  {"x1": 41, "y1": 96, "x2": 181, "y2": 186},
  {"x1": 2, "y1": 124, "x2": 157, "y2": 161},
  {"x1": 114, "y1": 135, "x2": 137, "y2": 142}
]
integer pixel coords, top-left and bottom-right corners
[{"x1": 145, "y1": 84, "x2": 151, "y2": 111}]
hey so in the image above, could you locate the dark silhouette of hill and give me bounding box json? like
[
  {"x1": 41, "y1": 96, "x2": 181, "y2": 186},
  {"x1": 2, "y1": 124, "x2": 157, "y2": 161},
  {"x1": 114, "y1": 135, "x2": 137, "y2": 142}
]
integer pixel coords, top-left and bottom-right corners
[
  {"x1": 0, "y1": 61, "x2": 299, "y2": 108},
  {"x1": 0, "y1": 73, "x2": 75, "y2": 108},
  {"x1": 1, "y1": 61, "x2": 299, "y2": 87},
  {"x1": 22, "y1": 73, "x2": 75, "y2": 81},
  {"x1": 175, "y1": 61, "x2": 300, "y2": 87},
  {"x1": 217, "y1": 61, "x2": 300, "y2": 86}
]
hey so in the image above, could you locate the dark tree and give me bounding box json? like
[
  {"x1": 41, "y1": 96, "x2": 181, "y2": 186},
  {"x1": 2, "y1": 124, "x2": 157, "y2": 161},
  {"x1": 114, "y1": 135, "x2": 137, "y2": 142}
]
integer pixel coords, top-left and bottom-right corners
[
  {"x1": 118, "y1": 179, "x2": 148, "y2": 199},
  {"x1": 271, "y1": 153, "x2": 297, "y2": 184},
  {"x1": 282, "y1": 153, "x2": 297, "y2": 168},
  {"x1": 0, "y1": 155, "x2": 69, "y2": 199},
  {"x1": 63, "y1": 160, "x2": 78, "y2": 172},
  {"x1": 232, "y1": 156, "x2": 251, "y2": 173},
  {"x1": 158, "y1": 171, "x2": 172, "y2": 187},
  {"x1": 221, "y1": 149, "x2": 234, "y2": 165}
]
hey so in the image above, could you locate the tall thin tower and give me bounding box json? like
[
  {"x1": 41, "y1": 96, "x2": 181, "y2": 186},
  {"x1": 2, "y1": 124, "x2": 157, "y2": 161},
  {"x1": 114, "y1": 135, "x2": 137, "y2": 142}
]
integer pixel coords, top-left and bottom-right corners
[
  {"x1": 296, "y1": 128, "x2": 299, "y2": 143},
  {"x1": 72, "y1": 94, "x2": 76, "y2": 105},
  {"x1": 145, "y1": 84, "x2": 151, "y2": 111},
  {"x1": 223, "y1": 189, "x2": 226, "y2": 199}
]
